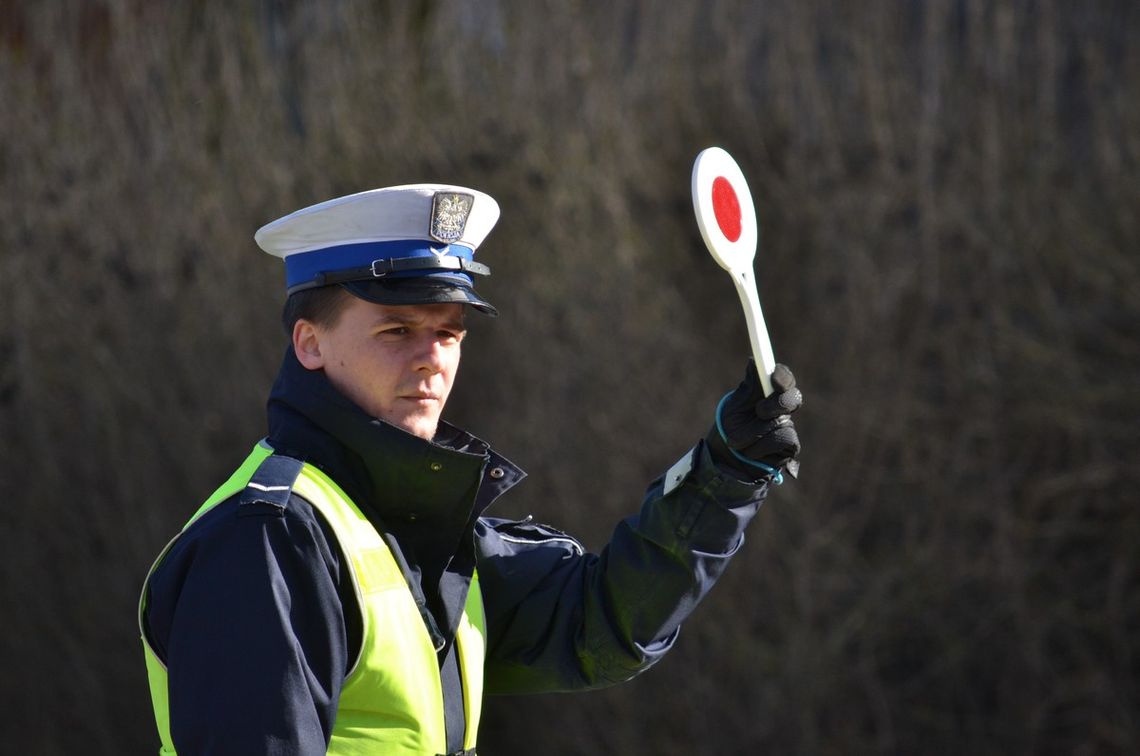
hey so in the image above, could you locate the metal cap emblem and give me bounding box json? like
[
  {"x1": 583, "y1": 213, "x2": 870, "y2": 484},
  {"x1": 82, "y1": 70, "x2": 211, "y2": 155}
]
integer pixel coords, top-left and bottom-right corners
[{"x1": 429, "y1": 192, "x2": 474, "y2": 243}]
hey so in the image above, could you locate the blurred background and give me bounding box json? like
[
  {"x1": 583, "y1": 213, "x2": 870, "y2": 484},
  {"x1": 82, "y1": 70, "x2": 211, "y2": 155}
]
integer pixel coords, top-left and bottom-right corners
[{"x1": 1, "y1": 1, "x2": 1137, "y2": 753}]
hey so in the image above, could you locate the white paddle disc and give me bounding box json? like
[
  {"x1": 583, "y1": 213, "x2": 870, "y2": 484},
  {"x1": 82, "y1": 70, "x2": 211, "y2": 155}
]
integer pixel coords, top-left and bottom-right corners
[{"x1": 692, "y1": 147, "x2": 777, "y2": 396}]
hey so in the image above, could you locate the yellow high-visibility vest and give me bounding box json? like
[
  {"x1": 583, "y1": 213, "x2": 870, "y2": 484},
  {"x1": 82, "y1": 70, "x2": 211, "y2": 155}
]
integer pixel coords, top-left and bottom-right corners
[{"x1": 139, "y1": 441, "x2": 485, "y2": 754}]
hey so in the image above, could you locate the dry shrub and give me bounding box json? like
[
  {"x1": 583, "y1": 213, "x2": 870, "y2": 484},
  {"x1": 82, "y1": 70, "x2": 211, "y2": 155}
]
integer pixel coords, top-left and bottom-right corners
[{"x1": 1, "y1": 1, "x2": 1136, "y2": 753}]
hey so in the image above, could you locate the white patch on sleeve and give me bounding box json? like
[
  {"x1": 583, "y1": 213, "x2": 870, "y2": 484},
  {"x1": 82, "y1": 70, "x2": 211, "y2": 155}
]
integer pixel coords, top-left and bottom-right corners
[{"x1": 662, "y1": 446, "x2": 696, "y2": 496}]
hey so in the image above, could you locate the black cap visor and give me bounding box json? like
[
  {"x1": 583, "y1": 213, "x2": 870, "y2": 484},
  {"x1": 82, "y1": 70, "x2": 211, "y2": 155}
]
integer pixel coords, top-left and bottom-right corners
[{"x1": 341, "y1": 278, "x2": 498, "y2": 317}]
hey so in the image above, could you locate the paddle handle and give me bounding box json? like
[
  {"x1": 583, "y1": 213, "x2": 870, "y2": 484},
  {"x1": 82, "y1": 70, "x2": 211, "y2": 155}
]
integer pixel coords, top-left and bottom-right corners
[{"x1": 731, "y1": 267, "x2": 776, "y2": 397}]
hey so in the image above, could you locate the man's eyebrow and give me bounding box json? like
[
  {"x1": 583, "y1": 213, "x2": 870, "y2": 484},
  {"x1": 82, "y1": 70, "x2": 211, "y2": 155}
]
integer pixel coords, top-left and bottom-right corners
[
  {"x1": 372, "y1": 313, "x2": 421, "y2": 326},
  {"x1": 371, "y1": 313, "x2": 467, "y2": 330},
  {"x1": 443, "y1": 317, "x2": 467, "y2": 331}
]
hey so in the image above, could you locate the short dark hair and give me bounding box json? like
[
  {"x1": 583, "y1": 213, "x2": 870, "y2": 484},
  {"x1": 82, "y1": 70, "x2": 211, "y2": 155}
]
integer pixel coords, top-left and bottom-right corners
[{"x1": 281, "y1": 286, "x2": 353, "y2": 335}]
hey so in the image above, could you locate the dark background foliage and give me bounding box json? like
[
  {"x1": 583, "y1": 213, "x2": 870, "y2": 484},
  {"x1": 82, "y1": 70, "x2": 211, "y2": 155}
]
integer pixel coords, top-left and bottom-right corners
[{"x1": 1, "y1": 1, "x2": 1137, "y2": 753}]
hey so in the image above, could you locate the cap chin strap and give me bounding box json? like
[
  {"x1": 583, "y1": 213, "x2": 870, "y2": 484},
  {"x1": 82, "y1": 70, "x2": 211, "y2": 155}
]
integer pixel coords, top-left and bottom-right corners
[{"x1": 288, "y1": 255, "x2": 491, "y2": 294}]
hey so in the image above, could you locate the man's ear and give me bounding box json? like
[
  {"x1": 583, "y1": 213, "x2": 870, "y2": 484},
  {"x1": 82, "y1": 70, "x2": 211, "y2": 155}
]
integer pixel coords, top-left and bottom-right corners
[{"x1": 292, "y1": 319, "x2": 325, "y2": 370}]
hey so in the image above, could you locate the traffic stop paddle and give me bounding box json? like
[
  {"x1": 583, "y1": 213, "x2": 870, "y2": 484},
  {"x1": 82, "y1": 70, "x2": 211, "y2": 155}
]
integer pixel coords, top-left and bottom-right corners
[{"x1": 691, "y1": 147, "x2": 777, "y2": 397}]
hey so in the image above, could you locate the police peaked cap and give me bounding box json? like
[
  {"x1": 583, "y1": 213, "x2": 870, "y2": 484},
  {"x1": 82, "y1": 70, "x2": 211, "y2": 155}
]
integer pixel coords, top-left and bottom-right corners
[{"x1": 255, "y1": 184, "x2": 500, "y2": 316}]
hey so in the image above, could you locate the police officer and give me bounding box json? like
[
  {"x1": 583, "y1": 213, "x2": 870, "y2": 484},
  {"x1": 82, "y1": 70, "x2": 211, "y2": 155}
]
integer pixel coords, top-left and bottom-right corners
[{"x1": 139, "y1": 184, "x2": 802, "y2": 755}]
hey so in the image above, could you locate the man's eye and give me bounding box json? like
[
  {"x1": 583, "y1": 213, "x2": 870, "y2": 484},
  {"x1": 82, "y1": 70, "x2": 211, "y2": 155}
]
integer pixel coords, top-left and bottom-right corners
[{"x1": 378, "y1": 327, "x2": 409, "y2": 337}]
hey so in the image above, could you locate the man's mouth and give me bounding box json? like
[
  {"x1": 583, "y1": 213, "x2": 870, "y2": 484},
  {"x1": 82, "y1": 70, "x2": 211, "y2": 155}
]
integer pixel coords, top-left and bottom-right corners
[{"x1": 400, "y1": 393, "x2": 440, "y2": 402}]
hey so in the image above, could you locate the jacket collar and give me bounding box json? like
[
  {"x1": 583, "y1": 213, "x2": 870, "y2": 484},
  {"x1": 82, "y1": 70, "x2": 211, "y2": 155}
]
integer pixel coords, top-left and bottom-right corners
[{"x1": 266, "y1": 347, "x2": 524, "y2": 522}]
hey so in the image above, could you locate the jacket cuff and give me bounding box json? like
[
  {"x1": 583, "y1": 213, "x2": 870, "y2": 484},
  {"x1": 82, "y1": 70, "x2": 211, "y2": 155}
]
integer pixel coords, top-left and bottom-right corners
[{"x1": 648, "y1": 440, "x2": 769, "y2": 553}]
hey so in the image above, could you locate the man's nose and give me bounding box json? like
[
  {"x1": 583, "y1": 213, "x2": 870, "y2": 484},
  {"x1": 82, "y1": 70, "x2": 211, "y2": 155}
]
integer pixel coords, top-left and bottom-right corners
[{"x1": 413, "y1": 335, "x2": 448, "y2": 373}]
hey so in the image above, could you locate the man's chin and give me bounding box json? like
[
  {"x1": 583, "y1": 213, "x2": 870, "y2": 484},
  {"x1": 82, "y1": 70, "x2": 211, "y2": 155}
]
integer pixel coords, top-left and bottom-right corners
[{"x1": 388, "y1": 414, "x2": 439, "y2": 441}]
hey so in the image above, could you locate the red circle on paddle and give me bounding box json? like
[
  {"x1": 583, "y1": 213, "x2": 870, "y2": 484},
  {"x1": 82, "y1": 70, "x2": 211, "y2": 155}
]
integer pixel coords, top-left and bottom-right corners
[{"x1": 711, "y1": 176, "x2": 742, "y2": 242}]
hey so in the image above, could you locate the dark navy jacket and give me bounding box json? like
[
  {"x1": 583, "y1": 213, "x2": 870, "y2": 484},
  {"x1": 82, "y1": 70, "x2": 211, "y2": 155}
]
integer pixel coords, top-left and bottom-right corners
[{"x1": 142, "y1": 349, "x2": 771, "y2": 754}]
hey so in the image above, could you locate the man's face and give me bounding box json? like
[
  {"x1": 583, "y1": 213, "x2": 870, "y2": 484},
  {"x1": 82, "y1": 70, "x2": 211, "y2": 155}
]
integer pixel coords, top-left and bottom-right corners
[{"x1": 294, "y1": 297, "x2": 466, "y2": 440}]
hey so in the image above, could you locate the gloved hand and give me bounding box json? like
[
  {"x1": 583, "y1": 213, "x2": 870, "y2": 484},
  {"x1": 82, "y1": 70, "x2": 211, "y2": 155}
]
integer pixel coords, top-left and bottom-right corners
[{"x1": 706, "y1": 360, "x2": 802, "y2": 482}]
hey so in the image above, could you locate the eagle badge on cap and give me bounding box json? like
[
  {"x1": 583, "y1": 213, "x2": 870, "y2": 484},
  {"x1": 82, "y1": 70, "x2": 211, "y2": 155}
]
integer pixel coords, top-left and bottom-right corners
[{"x1": 430, "y1": 192, "x2": 474, "y2": 243}]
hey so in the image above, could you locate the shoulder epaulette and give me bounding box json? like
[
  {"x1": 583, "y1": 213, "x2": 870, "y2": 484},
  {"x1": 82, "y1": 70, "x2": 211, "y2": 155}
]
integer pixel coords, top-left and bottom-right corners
[{"x1": 239, "y1": 454, "x2": 305, "y2": 511}]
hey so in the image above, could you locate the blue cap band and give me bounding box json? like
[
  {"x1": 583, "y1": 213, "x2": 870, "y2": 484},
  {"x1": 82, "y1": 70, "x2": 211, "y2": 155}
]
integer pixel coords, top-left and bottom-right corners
[{"x1": 284, "y1": 240, "x2": 476, "y2": 290}]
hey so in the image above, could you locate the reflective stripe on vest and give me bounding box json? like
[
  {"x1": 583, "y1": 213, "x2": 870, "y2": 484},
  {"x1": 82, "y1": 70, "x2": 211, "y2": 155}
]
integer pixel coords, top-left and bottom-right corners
[{"x1": 139, "y1": 441, "x2": 485, "y2": 754}]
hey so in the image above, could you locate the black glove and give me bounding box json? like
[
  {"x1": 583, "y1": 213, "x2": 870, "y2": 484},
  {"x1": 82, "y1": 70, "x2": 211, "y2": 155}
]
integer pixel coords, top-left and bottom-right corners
[{"x1": 706, "y1": 360, "x2": 802, "y2": 482}]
